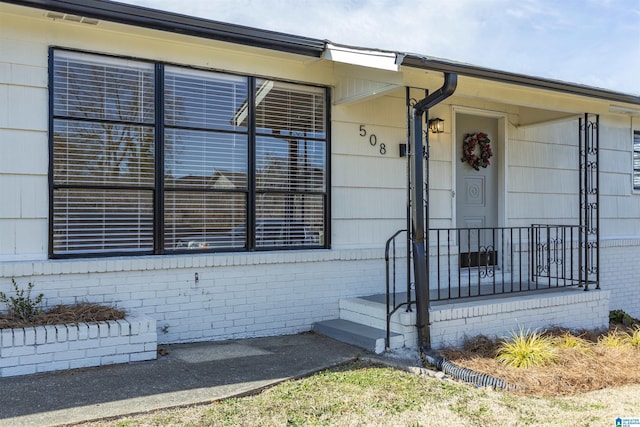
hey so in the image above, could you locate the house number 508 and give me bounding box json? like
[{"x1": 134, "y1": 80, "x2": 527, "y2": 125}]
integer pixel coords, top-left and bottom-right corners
[{"x1": 359, "y1": 125, "x2": 386, "y2": 155}]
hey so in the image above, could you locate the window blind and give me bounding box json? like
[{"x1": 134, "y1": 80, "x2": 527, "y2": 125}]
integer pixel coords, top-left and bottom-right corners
[
  {"x1": 163, "y1": 66, "x2": 249, "y2": 250},
  {"x1": 50, "y1": 49, "x2": 328, "y2": 257},
  {"x1": 52, "y1": 51, "x2": 155, "y2": 255},
  {"x1": 254, "y1": 80, "x2": 326, "y2": 247}
]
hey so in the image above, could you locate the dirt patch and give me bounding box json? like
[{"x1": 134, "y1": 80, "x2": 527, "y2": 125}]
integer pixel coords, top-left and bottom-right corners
[
  {"x1": 0, "y1": 303, "x2": 127, "y2": 329},
  {"x1": 440, "y1": 324, "x2": 640, "y2": 397}
]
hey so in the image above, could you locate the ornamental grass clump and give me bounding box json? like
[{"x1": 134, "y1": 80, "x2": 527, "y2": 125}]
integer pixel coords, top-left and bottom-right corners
[
  {"x1": 496, "y1": 328, "x2": 558, "y2": 368},
  {"x1": 597, "y1": 329, "x2": 629, "y2": 349},
  {"x1": 627, "y1": 326, "x2": 640, "y2": 349},
  {"x1": 554, "y1": 332, "x2": 593, "y2": 355}
]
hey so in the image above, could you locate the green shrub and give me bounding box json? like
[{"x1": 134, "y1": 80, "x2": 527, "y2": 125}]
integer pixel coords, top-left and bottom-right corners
[
  {"x1": 496, "y1": 328, "x2": 558, "y2": 368},
  {"x1": 0, "y1": 278, "x2": 44, "y2": 321},
  {"x1": 609, "y1": 309, "x2": 639, "y2": 326}
]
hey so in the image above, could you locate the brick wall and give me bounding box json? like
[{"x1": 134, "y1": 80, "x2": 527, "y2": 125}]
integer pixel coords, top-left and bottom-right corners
[
  {"x1": 430, "y1": 288, "x2": 611, "y2": 349},
  {"x1": 599, "y1": 239, "x2": 640, "y2": 319},
  {"x1": 0, "y1": 315, "x2": 156, "y2": 377},
  {"x1": 0, "y1": 249, "x2": 386, "y2": 345},
  {"x1": 0, "y1": 240, "x2": 636, "y2": 351}
]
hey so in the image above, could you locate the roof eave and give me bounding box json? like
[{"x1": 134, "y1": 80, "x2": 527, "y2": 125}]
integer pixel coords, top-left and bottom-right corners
[
  {"x1": 402, "y1": 54, "x2": 640, "y2": 106},
  {"x1": 1, "y1": 0, "x2": 327, "y2": 57}
]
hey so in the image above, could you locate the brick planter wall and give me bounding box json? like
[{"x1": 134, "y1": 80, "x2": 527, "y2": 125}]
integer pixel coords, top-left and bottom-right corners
[
  {"x1": 429, "y1": 288, "x2": 611, "y2": 349},
  {"x1": 0, "y1": 315, "x2": 157, "y2": 377}
]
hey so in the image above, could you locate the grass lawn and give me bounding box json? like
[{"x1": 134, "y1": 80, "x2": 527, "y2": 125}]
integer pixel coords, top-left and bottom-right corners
[{"x1": 82, "y1": 360, "x2": 639, "y2": 427}]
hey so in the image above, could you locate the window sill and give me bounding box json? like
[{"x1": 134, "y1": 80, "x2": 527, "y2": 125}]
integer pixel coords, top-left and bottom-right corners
[{"x1": 1, "y1": 247, "x2": 385, "y2": 278}]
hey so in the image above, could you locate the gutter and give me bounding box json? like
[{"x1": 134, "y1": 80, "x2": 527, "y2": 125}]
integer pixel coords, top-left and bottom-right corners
[
  {"x1": 402, "y1": 54, "x2": 640, "y2": 106},
  {"x1": 411, "y1": 72, "x2": 457, "y2": 349},
  {"x1": 1, "y1": 0, "x2": 327, "y2": 57}
]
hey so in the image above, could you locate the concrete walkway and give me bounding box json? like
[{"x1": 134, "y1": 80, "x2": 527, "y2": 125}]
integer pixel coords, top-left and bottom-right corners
[{"x1": 0, "y1": 333, "x2": 418, "y2": 427}]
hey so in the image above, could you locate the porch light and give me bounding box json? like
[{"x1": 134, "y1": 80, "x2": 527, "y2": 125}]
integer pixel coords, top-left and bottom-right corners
[{"x1": 428, "y1": 118, "x2": 444, "y2": 133}]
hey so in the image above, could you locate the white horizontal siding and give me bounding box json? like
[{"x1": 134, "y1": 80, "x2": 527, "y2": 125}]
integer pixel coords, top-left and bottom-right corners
[
  {"x1": 0, "y1": 130, "x2": 48, "y2": 175},
  {"x1": 0, "y1": 85, "x2": 48, "y2": 131}
]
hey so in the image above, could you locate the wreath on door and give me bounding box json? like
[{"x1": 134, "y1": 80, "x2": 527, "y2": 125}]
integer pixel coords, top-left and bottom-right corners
[{"x1": 461, "y1": 132, "x2": 492, "y2": 171}]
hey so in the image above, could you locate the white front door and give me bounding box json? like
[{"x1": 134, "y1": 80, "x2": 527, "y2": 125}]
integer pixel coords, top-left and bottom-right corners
[{"x1": 455, "y1": 113, "x2": 499, "y2": 264}]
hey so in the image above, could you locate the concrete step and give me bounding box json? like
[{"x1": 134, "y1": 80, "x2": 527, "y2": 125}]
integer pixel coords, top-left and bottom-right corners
[
  {"x1": 313, "y1": 319, "x2": 403, "y2": 354},
  {"x1": 339, "y1": 296, "x2": 416, "y2": 332}
]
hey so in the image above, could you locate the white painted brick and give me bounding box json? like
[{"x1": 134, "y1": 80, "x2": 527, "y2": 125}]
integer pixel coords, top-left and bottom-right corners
[
  {"x1": 117, "y1": 343, "x2": 145, "y2": 354},
  {"x1": 69, "y1": 357, "x2": 102, "y2": 369},
  {"x1": 86, "y1": 346, "x2": 118, "y2": 358},
  {"x1": 2, "y1": 345, "x2": 35, "y2": 358},
  {"x1": 20, "y1": 353, "x2": 53, "y2": 365},
  {"x1": 2, "y1": 364, "x2": 37, "y2": 377},
  {"x1": 116, "y1": 319, "x2": 130, "y2": 336},
  {"x1": 52, "y1": 349, "x2": 87, "y2": 361},
  {"x1": 55, "y1": 325, "x2": 68, "y2": 342},
  {"x1": 101, "y1": 354, "x2": 130, "y2": 365},
  {"x1": 68, "y1": 338, "x2": 97, "y2": 351},
  {"x1": 98, "y1": 323, "x2": 109, "y2": 338},
  {"x1": 44, "y1": 325, "x2": 57, "y2": 343},
  {"x1": 130, "y1": 351, "x2": 157, "y2": 362},
  {"x1": 107, "y1": 320, "x2": 120, "y2": 337},
  {"x1": 88, "y1": 324, "x2": 99, "y2": 339},
  {"x1": 0, "y1": 244, "x2": 630, "y2": 361},
  {"x1": 33, "y1": 327, "x2": 46, "y2": 345},
  {"x1": 0, "y1": 330, "x2": 12, "y2": 347},
  {"x1": 13, "y1": 330, "x2": 25, "y2": 346},
  {"x1": 129, "y1": 319, "x2": 141, "y2": 335},
  {"x1": 39, "y1": 361, "x2": 70, "y2": 373},
  {"x1": 129, "y1": 332, "x2": 156, "y2": 345},
  {"x1": 23, "y1": 328, "x2": 36, "y2": 346},
  {"x1": 36, "y1": 342, "x2": 68, "y2": 354},
  {"x1": 66, "y1": 325, "x2": 78, "y2": 341},
  {"x1": 78, "y1": 323, "x2": 89, "y2": 340},
  {"x1": 0, "y1": 356, "x2": 20, "y2": 368}
]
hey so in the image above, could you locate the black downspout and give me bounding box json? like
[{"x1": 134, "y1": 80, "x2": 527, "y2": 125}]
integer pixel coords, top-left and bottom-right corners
[{"x1": 411, "y1": 73, "x2": 457, "y2": 350}]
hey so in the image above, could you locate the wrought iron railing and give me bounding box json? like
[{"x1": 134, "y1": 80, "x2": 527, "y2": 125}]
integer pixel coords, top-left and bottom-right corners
[
  {"x1": 429, "y1": 225, "x2": 582, "y2": 301},
  {"x1": 384, "y1": 229, "x2": 413, "y2": 350},
  {"x1": 384, "y1": 224, "x2": 584, "y2": 346},
  {"x1": 385, "y1": 225, "x2": 583, "y2": 311}
]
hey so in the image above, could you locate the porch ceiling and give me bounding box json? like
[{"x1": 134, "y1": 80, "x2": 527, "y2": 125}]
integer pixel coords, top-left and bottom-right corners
[
  {"x1": 332, "y1": 78, "x2": 400, "y2": 105},
  {"x1": 515, "y1": 106, "x2": 579, "y2": 128}
]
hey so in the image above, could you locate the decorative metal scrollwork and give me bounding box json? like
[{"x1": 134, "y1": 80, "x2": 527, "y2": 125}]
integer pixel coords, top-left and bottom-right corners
[
  {"x1": 478, "y1": 245, "x2": 495, "y2": 278},
  {"x1": 579, "y1": 114, "x2": 600, "y2": 290}
]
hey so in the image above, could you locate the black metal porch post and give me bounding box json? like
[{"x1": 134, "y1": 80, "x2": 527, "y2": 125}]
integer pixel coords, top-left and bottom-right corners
[{"x1": 579, "y1": 114, "x2": 600, "y2": 290}]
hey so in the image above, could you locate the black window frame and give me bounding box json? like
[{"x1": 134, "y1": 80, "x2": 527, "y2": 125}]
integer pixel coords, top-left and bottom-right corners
[{"x1": 49, "y1": 47, "x2": 330, "y2": 258}]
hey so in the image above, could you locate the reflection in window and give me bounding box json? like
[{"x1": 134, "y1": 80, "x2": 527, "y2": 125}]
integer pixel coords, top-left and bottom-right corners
[
  {"x1": 52, "y1": 51, "x2": 155, "y2": 255},
  {"x1": 51, "y1": 49, "x2": 328, "y2": 256}
]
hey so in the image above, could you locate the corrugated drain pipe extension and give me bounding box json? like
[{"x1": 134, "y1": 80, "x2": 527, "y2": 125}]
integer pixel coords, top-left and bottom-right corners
[{"x1": 421, "y1": 348, "x2": 513, "y2": 390}]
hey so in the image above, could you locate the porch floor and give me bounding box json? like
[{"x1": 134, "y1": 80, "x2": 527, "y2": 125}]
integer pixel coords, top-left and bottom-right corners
[
  {"x1": 315, "y1": 284, "x2": 608, "y2": 353},
  {"x1": 369, "y1": 282, "x2": 587, "y2": 308}
]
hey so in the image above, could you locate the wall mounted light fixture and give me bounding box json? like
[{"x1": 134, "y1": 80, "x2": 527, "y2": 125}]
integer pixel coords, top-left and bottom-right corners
[{"x1": 428, "y1": 118, "x2": 445, "y2": 133}]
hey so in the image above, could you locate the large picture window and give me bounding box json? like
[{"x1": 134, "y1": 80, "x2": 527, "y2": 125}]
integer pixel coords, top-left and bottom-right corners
[{"x1": 50, "y1": 49, "x2": 328, "y2": 257}]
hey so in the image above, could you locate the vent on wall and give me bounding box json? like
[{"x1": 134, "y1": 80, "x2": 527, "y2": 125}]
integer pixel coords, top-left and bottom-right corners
[{"x1": 45, "y1": 11, "x2": 99, "y2": 25}]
